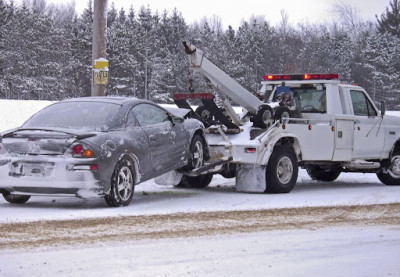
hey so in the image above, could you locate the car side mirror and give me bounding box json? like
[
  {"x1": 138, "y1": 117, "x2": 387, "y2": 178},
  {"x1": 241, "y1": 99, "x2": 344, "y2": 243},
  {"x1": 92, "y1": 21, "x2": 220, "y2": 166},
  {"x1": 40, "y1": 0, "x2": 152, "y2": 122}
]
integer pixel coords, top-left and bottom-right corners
[
  {"x1": 381, "y1": 101, "x2": 386, "y2": 117},
  {"x1": 166, "y1": 113, "x2": 175, "y2": 126}
]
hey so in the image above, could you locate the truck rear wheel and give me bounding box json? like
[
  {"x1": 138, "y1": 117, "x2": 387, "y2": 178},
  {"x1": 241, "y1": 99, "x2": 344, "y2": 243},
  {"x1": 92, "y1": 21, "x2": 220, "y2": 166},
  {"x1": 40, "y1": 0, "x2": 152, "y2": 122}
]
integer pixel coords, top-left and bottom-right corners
[
  {"x1": 377, "y1": 153, "x2": 400, "y2": 186},
  {"x1": 3, "y1": 193, "x2": 31, "y2": 204},
  {"x1": 306, "y1": 166, "x2": 341, "y2": 182},
  {"x1": 175, "y1": 174, "x2": 213, "y2": 189},
  {"x1": 266, "y1": 146, "x2": 298, "y2": 193}
]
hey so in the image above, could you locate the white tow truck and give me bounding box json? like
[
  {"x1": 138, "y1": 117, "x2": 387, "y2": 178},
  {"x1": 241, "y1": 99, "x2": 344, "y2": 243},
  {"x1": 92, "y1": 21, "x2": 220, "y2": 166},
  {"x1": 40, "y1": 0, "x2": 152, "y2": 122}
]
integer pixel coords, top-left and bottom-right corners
[{"x1": 171, "y1": 41, "x2": 400, "y2": 193}]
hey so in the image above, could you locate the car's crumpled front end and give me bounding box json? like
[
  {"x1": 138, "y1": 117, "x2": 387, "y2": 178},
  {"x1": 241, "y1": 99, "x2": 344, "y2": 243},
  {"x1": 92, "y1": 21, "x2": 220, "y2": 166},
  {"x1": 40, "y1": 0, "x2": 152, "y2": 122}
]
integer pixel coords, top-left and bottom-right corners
[{"x1": 0, "y1": 129, "x2": 103, "y2": 198}]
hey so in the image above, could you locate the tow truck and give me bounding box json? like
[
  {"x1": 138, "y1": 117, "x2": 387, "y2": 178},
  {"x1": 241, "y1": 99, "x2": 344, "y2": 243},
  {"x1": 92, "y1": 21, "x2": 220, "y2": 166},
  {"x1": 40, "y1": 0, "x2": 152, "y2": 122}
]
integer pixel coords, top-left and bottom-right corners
[{"x1": 159, "y1": 41, "x2": 400, "y2": 193}]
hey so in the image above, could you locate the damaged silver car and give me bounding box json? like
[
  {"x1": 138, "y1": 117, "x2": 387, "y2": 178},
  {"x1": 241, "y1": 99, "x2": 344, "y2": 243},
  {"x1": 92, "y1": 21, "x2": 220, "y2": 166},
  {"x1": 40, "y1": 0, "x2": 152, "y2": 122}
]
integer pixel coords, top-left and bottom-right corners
[{"x1": 0, "y1": 97, "x2": 209, "y2": 207}]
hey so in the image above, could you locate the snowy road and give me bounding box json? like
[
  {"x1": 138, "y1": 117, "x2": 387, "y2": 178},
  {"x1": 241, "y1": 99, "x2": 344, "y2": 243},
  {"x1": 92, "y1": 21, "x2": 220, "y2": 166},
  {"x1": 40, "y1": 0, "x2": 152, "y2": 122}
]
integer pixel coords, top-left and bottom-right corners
[
  {"x1": 0, "y1": 203, "x2": 399, "y2": 276},
  {"x1": 1, "y1": 171, "x2": 400, "y2": 276}
]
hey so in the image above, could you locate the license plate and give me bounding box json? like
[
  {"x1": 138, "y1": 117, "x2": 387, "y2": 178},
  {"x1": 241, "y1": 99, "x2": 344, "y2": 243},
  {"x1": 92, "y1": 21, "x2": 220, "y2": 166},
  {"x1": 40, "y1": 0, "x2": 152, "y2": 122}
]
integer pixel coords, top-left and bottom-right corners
[{"x1": 10, "y1": 162, "x2": 54, "y2": 177}]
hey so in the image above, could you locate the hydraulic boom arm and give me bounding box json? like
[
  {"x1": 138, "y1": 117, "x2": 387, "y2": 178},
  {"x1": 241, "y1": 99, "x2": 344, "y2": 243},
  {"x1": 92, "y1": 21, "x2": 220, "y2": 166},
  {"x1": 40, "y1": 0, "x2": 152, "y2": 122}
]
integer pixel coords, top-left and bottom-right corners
[{"x1": 183, "y1": 41, "x2": 263, "y2": 114}]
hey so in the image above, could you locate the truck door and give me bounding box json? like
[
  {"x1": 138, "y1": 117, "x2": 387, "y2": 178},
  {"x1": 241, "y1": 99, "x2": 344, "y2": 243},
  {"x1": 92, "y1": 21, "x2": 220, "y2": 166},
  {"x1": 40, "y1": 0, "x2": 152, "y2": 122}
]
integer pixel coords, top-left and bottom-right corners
[{"x1": 349, "y1": 89, "x2": 384, "y2": 159}]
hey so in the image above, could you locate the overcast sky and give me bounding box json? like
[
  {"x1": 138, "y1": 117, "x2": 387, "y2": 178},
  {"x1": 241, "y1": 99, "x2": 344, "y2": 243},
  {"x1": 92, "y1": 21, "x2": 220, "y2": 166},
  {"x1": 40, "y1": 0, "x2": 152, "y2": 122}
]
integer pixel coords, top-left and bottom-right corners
[{"x1": 43, "y1": 0, "x2": 391, "y2": 29}]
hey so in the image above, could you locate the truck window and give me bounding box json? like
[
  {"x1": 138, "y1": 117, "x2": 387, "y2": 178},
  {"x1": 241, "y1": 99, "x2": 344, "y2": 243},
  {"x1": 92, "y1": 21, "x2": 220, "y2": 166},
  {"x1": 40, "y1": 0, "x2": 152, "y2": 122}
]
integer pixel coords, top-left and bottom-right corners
[
  {"x1": 272, "y1": 87, "x2": 327, "y2": 113},
  {"x1": 350, "y1": 90, "x2": 377, "y2": 117},
  {"x1": 292, "y1": 88, "x2": 326, "y2": 113}
]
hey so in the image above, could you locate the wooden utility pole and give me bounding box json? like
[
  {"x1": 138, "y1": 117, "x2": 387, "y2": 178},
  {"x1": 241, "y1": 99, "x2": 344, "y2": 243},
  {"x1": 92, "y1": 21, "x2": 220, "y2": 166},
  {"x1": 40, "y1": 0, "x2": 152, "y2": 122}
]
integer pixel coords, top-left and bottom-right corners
[{"x1": 92, "y1": 0, "x2": 108, "y2": 96}]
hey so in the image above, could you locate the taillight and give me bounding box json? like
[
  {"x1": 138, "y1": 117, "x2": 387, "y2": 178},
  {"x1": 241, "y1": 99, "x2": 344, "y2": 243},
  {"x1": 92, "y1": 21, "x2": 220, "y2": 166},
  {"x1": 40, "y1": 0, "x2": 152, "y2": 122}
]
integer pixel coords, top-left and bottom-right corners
[
  {"x1": 245, "y1": 147, "x2": 256, "y2": 153},
  {"x1": 73, "y1": 144, "x2": 84, "y2": 155},
  {"x1": 70, "y1": 143, "x2": 95, "y2": 158}
]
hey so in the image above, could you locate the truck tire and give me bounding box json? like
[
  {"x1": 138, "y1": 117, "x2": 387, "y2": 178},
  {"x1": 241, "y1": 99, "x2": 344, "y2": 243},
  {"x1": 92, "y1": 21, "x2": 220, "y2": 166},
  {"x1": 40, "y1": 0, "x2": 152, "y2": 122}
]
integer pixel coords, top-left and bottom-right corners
[
  {"x1": 253, "y1": 105, "x2": 274, "y2": 129},
  {"x1": 377, "y1": 152, "x2": 400, "y2": 186},
  {"x1": 195, "y1": 106, "x2": 213, "y2": 125},
  {"x1": 3, "y1": 193, "x2": 30, "y2": 204},
  {"x1": 175, "y1": 174, "x2": 213, "y2": 189},
  {"x1": 306, "y1": 166, "x2": 341, "y2": 182},
  {"x1": 274, "y1": 107, "x2": 291, "y2": 122},
  {"x1": 266, "y1": 146, "x2": 298, "y2": 193}
]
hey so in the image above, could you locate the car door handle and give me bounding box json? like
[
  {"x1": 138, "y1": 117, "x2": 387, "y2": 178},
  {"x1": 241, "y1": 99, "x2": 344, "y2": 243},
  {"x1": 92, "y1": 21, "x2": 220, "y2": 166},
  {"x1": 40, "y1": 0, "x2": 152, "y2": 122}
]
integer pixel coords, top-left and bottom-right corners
[{"x1": 149, "y1": 135, "x2": 156, "y2": 142}]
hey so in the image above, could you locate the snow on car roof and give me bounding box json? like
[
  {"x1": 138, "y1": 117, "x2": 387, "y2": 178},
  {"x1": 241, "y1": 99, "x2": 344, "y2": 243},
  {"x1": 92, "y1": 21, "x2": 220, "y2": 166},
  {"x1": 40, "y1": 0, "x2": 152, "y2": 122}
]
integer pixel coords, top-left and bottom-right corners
[{"x1": 61, "y1": 96, "x2": 143, "y2": 105}]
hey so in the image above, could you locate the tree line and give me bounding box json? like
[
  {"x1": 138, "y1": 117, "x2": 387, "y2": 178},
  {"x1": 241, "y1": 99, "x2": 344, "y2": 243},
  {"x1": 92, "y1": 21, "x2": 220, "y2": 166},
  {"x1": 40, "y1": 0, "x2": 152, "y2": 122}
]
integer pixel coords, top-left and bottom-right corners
[{"x1": 0, "y1": 0, "x2": 399, "y2": 108}]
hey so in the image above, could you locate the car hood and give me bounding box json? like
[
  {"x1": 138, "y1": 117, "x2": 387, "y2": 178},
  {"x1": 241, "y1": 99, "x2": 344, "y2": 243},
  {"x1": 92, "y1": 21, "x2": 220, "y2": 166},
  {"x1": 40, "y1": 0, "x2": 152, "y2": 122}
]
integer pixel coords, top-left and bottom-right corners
[{"x1": 163, "y1": 107, "x2": 191, "y2": 118}]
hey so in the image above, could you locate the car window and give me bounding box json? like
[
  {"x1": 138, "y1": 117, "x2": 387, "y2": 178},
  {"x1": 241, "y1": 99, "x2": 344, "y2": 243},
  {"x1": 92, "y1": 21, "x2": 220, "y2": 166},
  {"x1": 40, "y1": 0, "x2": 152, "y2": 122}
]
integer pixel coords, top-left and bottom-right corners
[
  {"x1": 131, "y1": 104, "x2": 169, "y2": 126},
  {"x1": 350, "y1": 90, "x2": 377, "y2": 117},
  {"x1": 23, "y1": 102, "x2": 120, "y2": 131}
]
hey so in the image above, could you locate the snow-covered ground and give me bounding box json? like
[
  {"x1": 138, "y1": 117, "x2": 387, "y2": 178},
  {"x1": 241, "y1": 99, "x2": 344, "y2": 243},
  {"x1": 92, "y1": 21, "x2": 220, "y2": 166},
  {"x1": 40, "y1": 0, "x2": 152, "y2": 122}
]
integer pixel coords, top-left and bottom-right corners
[{"x1": 1, "y1": 100, "x2": 400, "y2": 277}]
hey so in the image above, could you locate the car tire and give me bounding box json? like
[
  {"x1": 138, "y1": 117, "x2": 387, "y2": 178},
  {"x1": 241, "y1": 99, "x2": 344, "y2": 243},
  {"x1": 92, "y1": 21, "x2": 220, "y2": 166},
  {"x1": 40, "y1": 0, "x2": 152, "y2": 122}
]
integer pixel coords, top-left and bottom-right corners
[
  {"x1": 306, "y1": 166, "x2": 341, "y2": 182},
  {"x1": 105, "y1": 159, "x2": 135, "y2": 207},
  {"x1": 186, "y1": 134, "x2": 206, "y2": 170},
  {"x1": 253, "y1": 105, "x2": 274, "y2": 129},
  {"x1": 377, "y1": 152, "x2": 400, "y2": 186},
  {"x1": 3, "y1": 193, "x2": 30, "y2": 204},
  {"x1": 176, "y1": 174, "x2": 213, "y2": 189},
  {"x1": 266, "y1": 146, "x2": 298, "y2": 193}
]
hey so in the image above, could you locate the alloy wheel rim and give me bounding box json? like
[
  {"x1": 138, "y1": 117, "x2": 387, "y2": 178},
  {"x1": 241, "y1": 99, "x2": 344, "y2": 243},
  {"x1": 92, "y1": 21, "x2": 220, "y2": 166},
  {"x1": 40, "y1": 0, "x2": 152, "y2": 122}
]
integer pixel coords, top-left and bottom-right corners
[
  {"x1": 117, "y1": 166, "x2": 133, "y2": 201},
  {"x1": 193, "y1": 141, "x2": 204, "y2": 168}
]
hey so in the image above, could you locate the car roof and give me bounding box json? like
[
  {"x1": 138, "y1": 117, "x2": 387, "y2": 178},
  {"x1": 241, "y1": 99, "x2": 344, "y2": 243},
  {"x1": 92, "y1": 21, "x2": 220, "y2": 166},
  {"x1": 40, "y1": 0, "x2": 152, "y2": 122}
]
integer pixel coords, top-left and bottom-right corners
[{"x1": 60, "y1": 96, "x2": 144, "y2": 105}]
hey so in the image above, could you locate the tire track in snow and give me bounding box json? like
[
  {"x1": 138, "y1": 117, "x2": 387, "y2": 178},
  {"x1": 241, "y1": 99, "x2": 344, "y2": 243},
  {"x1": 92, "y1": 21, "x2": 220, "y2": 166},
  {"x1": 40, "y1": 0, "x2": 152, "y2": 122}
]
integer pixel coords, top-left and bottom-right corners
[{"x1": 1, "y1": 203, "x2": 400, "y2": 251}]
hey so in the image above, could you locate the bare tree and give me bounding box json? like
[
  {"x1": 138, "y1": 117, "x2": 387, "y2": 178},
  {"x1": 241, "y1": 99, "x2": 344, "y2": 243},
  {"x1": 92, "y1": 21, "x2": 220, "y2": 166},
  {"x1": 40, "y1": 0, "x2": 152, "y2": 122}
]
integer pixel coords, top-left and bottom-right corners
[{"x1": 331, "y1": 1, "x2": 361, "y2": 41}]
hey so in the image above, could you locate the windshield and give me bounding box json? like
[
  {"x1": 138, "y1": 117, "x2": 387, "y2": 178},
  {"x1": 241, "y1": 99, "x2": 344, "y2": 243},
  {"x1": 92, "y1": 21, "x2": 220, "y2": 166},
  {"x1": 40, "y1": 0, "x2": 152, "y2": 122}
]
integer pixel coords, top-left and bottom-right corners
[
  {"x1": 273, "y1": 86, "x2": 327, "y2": 113},
  {"x1": 23, "y1": 102, "x2": 120, "y2": 131}
]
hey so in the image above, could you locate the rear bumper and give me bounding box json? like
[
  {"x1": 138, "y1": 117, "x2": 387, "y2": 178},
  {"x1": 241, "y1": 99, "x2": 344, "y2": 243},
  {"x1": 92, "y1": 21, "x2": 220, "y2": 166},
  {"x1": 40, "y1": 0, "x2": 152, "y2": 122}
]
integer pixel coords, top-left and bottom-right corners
[{"x1": 0, "y1": 156, "x2": 103, "y2": 198}]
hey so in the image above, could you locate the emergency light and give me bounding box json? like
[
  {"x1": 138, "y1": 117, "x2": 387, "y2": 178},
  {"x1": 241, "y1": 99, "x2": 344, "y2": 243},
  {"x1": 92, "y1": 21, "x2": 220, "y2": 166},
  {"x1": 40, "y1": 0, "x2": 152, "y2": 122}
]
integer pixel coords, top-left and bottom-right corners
[{"x1": 263, "y1": 74, "x2": 339, "y2": 81}]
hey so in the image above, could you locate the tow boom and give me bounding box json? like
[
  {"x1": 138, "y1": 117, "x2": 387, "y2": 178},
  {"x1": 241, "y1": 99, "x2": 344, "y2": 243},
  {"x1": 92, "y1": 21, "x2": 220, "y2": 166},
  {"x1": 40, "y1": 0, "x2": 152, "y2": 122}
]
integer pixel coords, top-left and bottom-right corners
[{"x1": 183, "y1": 41, "x2": 263, "y2": 115}]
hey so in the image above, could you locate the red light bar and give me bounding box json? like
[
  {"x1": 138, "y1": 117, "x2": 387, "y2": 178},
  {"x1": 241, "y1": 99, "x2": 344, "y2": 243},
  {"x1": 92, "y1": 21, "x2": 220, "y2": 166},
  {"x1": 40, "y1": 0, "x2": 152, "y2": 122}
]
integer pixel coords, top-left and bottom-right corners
[
  {"x1": 263, "y1": 73, "x2": 339, "y2": 81},
  {"x1": 264, "y1": 75, "x2": 292, "y2": 81},
  {"x1": 303, "y1": 74, "x2": 339, "y2": 80}
]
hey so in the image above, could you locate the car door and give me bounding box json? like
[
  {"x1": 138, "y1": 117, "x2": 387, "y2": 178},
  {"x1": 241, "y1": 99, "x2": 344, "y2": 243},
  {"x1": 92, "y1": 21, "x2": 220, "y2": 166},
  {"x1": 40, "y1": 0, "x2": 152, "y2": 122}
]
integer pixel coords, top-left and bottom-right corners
[
  {"x1": 131, "y1": 103, "x2": 188, "y2": 173},
  {"x1": 349, "y1": 89, "x2": 384, "y2": 159}
]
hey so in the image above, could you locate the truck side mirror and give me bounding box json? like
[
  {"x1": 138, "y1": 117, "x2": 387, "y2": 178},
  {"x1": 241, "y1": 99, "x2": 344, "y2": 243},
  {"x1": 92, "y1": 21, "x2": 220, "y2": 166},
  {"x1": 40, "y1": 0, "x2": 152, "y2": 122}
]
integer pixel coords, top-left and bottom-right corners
[{"x1": 381, "y1": 101, "x2": 386, "y2": 117}]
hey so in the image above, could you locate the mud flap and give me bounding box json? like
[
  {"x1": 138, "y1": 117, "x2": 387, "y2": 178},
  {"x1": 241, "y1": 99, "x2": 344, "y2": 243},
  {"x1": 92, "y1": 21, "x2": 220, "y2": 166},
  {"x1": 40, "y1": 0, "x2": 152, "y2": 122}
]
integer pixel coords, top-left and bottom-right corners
[
  {"x1": 154, "y1": 170, "x2": 183, "y2": 186},
  {"x1": 235, "y1": 164, "x2": 266, "y2": 193}
]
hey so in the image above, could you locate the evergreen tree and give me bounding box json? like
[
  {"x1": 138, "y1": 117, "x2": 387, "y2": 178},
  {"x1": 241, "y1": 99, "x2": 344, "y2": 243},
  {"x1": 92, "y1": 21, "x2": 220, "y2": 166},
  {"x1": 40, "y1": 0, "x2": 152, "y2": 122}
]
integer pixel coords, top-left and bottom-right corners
[{"x1": 377, "y1": 0, "x2": 400, "y2": 37}]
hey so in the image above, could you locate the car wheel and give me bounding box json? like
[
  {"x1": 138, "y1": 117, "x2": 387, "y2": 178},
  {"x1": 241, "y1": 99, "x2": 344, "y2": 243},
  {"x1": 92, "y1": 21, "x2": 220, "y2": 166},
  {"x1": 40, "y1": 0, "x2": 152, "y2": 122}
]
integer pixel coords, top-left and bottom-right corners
[
  {"x1": 186, "y1": 134, "x2": 206, "y2": 170},
  {"x1": 176, "y1": 174, "x2": 213, "y2": 189},
  {"x1": 306, "y1": 165, "x2": 341, "y2": 182},
  {"x1": 266, "y1": 146, "x2": 298, "y2": 193},
  {"x1": 3, "y1": 193, "x2": 31, "y2": 204},
  {"x1": 105, "y1": 159, "x2": 135, "y2": 207},
  {"x1": 377, "y1": 152, "x2": 400, "y2": 186}
]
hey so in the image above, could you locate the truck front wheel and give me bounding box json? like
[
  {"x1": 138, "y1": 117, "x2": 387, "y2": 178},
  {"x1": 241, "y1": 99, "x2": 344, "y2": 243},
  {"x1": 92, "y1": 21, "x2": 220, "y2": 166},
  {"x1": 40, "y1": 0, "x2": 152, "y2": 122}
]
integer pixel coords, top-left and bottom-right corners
[
  {"x1": 377, "y1": 153, "x2": 400, "y2": 186},
  {"x1": 306, "y1": 166, "x2": 341, "y2": 182},
  {"x1": 266, "y1": 146, "x2": 298, "y2": 193}
]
